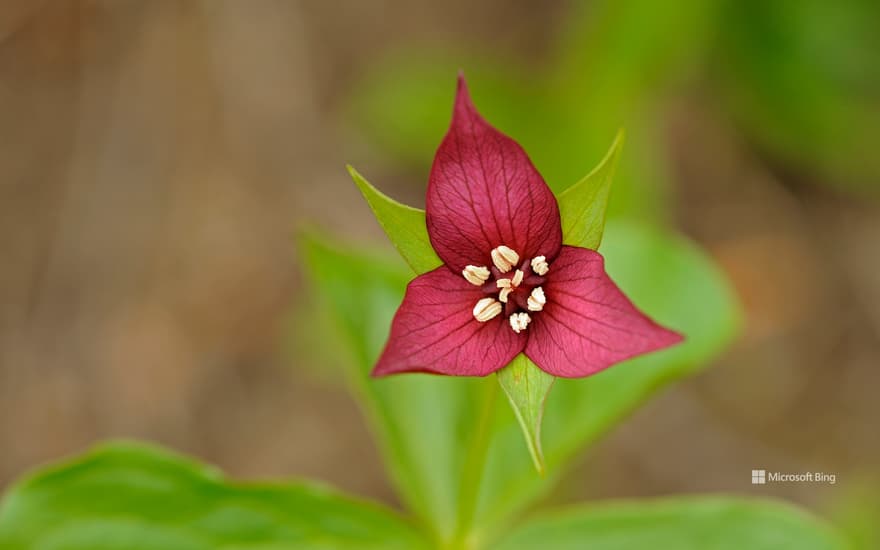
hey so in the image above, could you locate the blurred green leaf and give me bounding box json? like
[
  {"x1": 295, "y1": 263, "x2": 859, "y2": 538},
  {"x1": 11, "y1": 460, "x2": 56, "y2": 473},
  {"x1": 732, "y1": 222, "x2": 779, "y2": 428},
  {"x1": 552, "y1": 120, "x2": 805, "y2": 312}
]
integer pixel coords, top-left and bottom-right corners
[
  {"x1": 558, "y1": 129, "x2": 624, "y2": 250},
  {"x1": 496, "y1": 356, "x2": 555, "y2": 475},
  {"x1": 300, "y1": 233, "x2": 488, "y2": 545},
  {"x1": 830, "y1": 478, "x2": 880, "y2": 550},
  {"x1": 717, "y1": 0, "x2": 880, "y2": 190},
  {"x1": 494, "y1": 497, "x2": 849, "y2": 550},
  {"x1": 0, "y1": 441, "x2": 427, "y2": 550},
  {"x1": 348, "y1": 165, "x2": 441, "y2": 274},
  {"x1": 300, "y1": 217, "x2": 739, "y2": 545}
]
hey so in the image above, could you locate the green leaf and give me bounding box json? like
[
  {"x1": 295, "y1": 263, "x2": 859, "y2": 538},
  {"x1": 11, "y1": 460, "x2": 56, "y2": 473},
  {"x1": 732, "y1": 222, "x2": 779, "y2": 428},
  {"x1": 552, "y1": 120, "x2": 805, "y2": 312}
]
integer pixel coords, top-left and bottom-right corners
[
  {"x1": 347, "y1": 165, "x2": 441, "y2": 274},
  {"x1": 0, "y1": 441, "x2": 428, "y2": 550},
  {"x1": 494, "y1": 496, "x2": 850, "y2": 550},
  {"x1": 558, "y1": 129, "x2": 624, "y2": 250},
  {"x1": 496, "y1": 356, "x2": 555, "y2": 475},
  {"x1": 496, "y1": 132, "x2": 622, "y2": 475},
  {"x1": 717, "y1": 1, "x2": 880, "y2": 191}
]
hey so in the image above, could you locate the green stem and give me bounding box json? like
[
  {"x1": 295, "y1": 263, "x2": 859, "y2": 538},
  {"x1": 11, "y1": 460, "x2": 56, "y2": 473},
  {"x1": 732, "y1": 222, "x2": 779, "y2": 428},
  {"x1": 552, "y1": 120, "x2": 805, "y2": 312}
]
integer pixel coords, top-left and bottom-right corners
[{"x1": 448, "y1": 379, "x2": 499, "y2": 550}]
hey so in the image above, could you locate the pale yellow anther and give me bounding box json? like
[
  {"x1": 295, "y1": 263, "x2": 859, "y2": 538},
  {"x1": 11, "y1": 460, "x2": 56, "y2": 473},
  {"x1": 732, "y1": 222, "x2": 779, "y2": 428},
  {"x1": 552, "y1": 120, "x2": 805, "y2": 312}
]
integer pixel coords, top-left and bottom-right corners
[
  {"x1": 491, "y1": 245, "x2": 520, "y2": 273},
  {"x1": 527, "y1": 287, "x2": 546, "y2": 312},
  {"x1": 498, "y1": 287, "x2": 514, "y2": 303},
  {"x1": 496, "y1": 278, "x2": 512, "y2": 289},
  {"x1": 473, "y1": 297, "x2": 502, "y2": 322},
  {"x1": 530, "y1": 256, "x2": 549, "y2": 276},
  {"x1": 462, "y1": 265, "x2": 490, "y2": 286},
  {"x1": 509, "y1": 312, "x2": 531, "y2": 333}
]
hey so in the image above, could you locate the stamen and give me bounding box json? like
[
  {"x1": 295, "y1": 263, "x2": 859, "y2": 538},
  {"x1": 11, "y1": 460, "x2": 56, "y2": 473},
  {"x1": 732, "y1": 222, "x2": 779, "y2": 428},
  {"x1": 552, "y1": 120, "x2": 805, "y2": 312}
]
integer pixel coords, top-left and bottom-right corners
[
  {"x1": 462, "y1": 265, "x2": 490, "y2": 286},
  {"x1": 511, "y1": 269, "x2": 524, "y2": 287},
  {"x1": 530, "y1": 256, "x2": 549, "y2": 276},
  {"x1": 499, "y1": 287, "x2": 513, "y2": 303},
  {"x1": 474, "y1": 248, "x2": 544, "y2": 325},
  {"x1": 527, "y1": 287, "x2": 546, "y2": 311},
  {"x1": 473, "y1": 297, "x2": 502, "y2": 322},
  {"x1": 509, "y1": 312, "x2": 531, "y2": 333},
  {"x1": 491, "y1": 245, "x2": 520, "y2": 272}
]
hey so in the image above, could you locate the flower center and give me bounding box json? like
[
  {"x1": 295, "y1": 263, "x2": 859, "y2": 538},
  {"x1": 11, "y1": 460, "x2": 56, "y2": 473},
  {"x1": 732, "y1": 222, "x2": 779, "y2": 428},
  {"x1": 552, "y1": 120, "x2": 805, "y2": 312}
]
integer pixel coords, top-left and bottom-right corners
[{"x1": 463, "y1": 245, "x2": 549, "y2": 333}]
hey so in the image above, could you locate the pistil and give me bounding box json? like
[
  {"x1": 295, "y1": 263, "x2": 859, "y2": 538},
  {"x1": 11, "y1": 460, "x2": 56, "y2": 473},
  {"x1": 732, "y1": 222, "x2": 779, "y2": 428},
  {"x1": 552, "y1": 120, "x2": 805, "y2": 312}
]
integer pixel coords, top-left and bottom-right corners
[{"x1": 496, "y1": 269, "x2": 524, "y2": 303}]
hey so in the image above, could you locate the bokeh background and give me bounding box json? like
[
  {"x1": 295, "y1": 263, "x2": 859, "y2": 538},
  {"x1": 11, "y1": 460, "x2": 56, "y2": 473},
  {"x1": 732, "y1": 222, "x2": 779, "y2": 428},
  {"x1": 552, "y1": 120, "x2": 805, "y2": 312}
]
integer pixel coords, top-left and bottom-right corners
[{"x1": 1, "y1": 0, "x2": 878, "y2": 536}]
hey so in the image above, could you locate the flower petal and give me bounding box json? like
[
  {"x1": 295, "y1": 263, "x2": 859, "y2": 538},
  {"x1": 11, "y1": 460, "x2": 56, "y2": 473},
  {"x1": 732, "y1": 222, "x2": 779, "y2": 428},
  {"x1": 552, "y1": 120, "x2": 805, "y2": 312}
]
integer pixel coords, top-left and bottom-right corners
[
  {"x1": 525, "y1": 246, "x2": 683, "y2": 378},
  {"x1": 374, "y1": 266, "x2": 526, "y2": 377},
  {"x1": 425, "y1": 75, "x2": 562, "y2": 272}
]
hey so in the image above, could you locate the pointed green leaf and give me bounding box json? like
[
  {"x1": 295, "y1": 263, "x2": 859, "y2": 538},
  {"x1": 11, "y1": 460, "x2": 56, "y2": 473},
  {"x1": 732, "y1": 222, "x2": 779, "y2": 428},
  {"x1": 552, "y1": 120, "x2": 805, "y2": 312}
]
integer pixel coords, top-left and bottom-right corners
[
  {"x1": 558, "y1": 129, "x2": 624, "y2": 250},
  {"x1": 495, "y1": 131, "x2": 623, "y2": 479},
  {"x1": 495, "y1": 497, "x2": 849, "y2": 550},
  {"x1": 0, "y1": 441, "x2": 428, "y2": 550},
  {"x1": 347, "y1": 165, "x2": 441, "y2": 274},
  {"x1": 496, "y1": 355, "x2": 555, "y2": 475}
]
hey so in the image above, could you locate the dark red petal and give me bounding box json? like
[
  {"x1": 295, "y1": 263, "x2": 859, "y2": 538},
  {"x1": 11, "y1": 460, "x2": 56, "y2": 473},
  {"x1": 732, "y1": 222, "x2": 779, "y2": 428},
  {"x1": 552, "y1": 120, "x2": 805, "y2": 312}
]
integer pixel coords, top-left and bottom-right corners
[
  {"x1": 525, "y1": 246, "x2": 683, "y2": 378},
  {"x1": 373, "y1": 266, "x2": 526, "y2": 377},
  {"x1": 425, "y1": 75, "x2": 562, "y2": 273}
]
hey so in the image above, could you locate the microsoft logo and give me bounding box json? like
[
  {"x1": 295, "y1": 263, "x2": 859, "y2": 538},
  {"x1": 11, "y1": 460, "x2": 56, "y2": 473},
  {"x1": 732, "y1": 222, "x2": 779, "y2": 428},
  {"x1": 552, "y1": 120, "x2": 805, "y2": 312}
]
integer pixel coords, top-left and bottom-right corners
[{"x1": 750, "y1": 468, "x2": 837, "y2": 484}]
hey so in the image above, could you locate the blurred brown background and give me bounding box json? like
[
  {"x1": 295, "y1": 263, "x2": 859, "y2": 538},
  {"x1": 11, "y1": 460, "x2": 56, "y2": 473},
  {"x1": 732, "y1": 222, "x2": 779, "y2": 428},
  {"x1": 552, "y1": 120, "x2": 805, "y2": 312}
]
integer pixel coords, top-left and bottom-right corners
[{"x1": 1, "y1": 0, "x2": 878, "y2": 518}]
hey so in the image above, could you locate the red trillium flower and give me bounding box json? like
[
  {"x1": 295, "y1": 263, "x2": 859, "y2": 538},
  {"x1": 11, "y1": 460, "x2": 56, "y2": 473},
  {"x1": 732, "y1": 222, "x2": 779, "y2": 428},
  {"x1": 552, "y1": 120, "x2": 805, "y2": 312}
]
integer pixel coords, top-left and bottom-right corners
[{"x1": 374, "y1": 76, "x2": 682, "y2": 378}]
